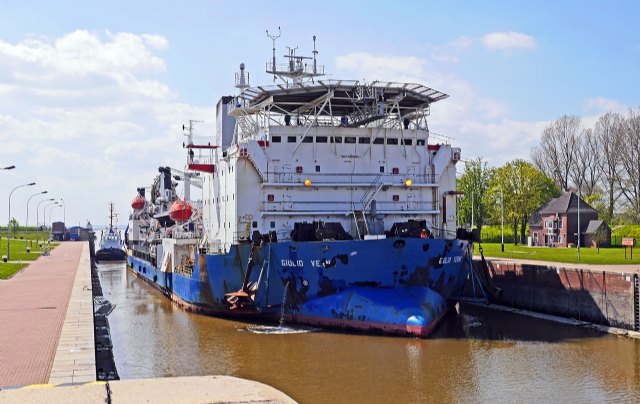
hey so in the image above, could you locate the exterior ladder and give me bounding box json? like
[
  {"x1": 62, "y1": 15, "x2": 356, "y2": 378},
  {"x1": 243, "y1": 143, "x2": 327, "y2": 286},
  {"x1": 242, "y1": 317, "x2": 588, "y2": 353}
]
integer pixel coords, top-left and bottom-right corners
[{"x1": 360, "y1": 174, "x2": 383, "y2": 211}]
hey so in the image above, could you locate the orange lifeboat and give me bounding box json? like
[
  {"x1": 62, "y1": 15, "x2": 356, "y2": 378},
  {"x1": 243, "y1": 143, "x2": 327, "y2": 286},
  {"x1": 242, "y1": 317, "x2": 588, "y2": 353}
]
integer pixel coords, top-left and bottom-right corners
[
  {"x1": 131, "y1": 195, "x2": 145, "y2": 210},
  {"x1": 169, "y1": 199, "x2": 193, "y2": 222}
]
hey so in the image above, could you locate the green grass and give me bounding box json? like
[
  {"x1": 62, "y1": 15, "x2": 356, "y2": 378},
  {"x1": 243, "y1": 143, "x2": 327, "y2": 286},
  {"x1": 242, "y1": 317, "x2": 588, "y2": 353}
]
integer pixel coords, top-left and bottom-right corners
[
  {"x1": 0, "y1": 262, "x2": 28, "y2": 279},
  {"x1": 475, "y1": 242, "x2": 640, "y2": 265},
  {"x1": 0, "y1": 237, "x2": 59, "y2": 279}
]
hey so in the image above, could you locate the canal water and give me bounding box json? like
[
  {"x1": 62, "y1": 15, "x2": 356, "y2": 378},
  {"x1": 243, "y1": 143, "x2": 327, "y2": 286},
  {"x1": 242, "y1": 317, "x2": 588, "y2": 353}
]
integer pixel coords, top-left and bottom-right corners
[{"x1": 98, "y1": 263, "x2": 640, "y2": 403}]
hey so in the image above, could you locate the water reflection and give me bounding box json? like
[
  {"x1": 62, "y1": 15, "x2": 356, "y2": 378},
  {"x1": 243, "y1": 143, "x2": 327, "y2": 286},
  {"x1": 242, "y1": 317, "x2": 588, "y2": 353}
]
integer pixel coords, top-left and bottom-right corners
[{"x1": 97, "y1": 262, "x2": 640, "y2": 403}]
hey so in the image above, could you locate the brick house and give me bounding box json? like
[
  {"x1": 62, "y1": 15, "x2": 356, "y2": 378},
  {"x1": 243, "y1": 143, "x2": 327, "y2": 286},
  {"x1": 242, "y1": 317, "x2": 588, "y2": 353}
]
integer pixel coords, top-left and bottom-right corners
[{"x1": 529, "y1": 192, "x2": 600, "y2": 247}]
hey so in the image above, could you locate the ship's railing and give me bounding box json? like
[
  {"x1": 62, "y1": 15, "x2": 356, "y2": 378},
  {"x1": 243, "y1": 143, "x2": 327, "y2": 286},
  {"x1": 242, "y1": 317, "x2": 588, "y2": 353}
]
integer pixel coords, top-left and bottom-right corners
[
  {"x1": 266, "y1": 172, "x2": 439, "y2": 185},
  {"x1": 261, "y1": 200, "x2": 438, "y2": 213},
  {"x1": 189, "y1": 155, "x2": 215, "y2": 165},
  {"x1": 266, "y1": 62, "x2": 325, "y2": 76}
]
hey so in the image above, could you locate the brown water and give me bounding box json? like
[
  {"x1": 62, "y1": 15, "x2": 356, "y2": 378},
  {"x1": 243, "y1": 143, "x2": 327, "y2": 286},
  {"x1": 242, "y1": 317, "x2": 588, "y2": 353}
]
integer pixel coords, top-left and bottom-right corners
[{"x1": 98, "y1": 263, "x2": 640, "y2": 403}]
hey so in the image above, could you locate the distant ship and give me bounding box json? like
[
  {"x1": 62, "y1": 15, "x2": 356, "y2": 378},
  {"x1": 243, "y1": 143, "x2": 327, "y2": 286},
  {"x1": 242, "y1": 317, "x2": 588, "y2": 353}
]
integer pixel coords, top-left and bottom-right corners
[
  {"x1": 126, "y1": 31, "x2": 475, "y2": 337},
  {"x1": 96, "y1": 202, "x2": 126, "y2": 262}
]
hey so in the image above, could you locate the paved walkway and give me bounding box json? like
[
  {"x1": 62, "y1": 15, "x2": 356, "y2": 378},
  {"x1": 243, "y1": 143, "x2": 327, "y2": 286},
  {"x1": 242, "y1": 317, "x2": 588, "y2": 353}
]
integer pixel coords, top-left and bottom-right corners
[{"x1": 0, "y1": 242, "x2": 85, "y2": 388}]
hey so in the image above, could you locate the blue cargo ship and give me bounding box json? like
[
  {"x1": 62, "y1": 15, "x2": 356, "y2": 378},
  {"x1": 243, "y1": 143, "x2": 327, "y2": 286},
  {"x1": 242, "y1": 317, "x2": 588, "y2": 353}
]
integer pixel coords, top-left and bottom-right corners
[{"x1": 126, "y1": 32, "x2": 474, "y2": 337}]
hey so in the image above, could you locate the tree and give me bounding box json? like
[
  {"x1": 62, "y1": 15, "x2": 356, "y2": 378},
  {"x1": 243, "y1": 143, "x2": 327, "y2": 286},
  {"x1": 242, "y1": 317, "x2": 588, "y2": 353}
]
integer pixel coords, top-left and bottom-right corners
[
  {"x1": 456, "y1": 157, "x2": 494, "y2": 232},
  {"x1": 488, "y1": 160, "x2": 559, "y2": 244},
  {"x1": 572, "y1": 128, "x2": 601, "y2": 198},
  {"x1": 594, "y1": 112, "x2": 622, "y2": 223},
  {"x1": 531, "y1": 115, "x2": 581, "y2": 191},
  {"x1": 615, "y1": 108, "x2": 640, "y2": 223}
]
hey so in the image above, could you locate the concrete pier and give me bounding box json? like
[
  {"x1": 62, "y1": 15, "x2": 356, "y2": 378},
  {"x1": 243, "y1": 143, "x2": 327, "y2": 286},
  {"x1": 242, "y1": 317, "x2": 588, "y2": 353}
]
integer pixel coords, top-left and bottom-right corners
[{"x1": 0, "y1": 376, "x2": 296, "y2": 403}]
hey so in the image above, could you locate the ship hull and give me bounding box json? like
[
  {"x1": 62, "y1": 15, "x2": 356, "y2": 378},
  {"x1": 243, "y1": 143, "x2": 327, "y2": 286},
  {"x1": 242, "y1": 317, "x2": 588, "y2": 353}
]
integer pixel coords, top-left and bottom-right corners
[
  {"x1": 96, "y1": 247, "x2": 127, "y2": 262},
  {"x1": 127, "y1": 237, "x2": 471, "y2": 337}
]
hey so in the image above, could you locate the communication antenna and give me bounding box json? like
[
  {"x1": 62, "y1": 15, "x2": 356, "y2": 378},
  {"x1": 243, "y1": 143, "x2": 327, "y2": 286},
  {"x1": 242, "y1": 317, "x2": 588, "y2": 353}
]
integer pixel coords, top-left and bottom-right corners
[
  {"x1": 266, "y1": 27, "x2": 281, "y2": 73},
  {"x1": 312, "y1": 35, "x2": 318, "y2": 74}
]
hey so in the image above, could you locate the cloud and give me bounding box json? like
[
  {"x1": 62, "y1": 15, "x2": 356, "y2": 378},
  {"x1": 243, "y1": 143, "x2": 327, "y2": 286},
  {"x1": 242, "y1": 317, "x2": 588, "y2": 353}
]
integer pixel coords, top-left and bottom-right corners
[
  {"x1": 481, "y1": 31, "x2": 536, "y2": 50},
  {"x1": 333, "y1": 51, "x2": 548, "y2": 166},
  {"x1": 0, "y1": 30, "x2": 215, "y2": 225},
  {"x1": 583, "y1": 97, "x2": 628, "y2": 113}
]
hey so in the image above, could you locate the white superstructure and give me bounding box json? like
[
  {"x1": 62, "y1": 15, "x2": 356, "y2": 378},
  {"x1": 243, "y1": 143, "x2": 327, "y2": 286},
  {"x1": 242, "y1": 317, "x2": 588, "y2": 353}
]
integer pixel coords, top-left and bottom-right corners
[{"x1": 192, "y1": 35, "x2": 461, "y2": 253}]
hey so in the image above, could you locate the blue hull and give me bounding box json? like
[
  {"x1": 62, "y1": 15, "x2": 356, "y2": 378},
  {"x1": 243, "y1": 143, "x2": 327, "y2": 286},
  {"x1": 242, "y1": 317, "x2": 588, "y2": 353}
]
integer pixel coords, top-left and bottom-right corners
[{"x1": 128, "y1": 237, "x2": 471, "y2": 337}]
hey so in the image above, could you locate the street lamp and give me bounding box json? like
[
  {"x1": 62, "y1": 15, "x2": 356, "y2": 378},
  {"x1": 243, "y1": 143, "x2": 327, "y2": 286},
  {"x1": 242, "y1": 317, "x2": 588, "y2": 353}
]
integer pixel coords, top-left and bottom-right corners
[
  {"x1": 2, "y1": 165, "x2": 15, "y2": 170},
  {"x1": 576, "y1": 188, "x2": 581, "y2": 262},
  {"x1": 43, "y1": 202, "x2": 58, "y2": 242},
  {"x1": 36, "y1": 198, "x2": 55, "y2": 245},
  {"x1": 501, "y1": 187, "x2": 504, "y2": 252},
  {"x1": 60, "y1": 198, "x2": 66, "y2": 240},
  {"x1": 26, "y1": 190, "x2": 48, "y2": 250},
  {"x1": 7, "y1": 182, "x2": 36, "y2": 260}
]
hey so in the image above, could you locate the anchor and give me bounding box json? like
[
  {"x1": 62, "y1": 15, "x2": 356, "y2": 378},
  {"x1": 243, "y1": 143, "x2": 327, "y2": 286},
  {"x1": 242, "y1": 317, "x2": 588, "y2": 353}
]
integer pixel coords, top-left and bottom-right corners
[{"x1": 225, "y1": 241, "x2": 260, "y2": 310}]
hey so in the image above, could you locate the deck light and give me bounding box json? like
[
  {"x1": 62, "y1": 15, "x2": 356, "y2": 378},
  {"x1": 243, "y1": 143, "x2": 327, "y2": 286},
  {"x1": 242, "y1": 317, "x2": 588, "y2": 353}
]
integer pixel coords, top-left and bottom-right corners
[
  {"x1": 304, "y1": 179, "x2": 311, "y2": 187},
  {"x1": 405, "y1": 179, "x2": 413, "y2": 187}
]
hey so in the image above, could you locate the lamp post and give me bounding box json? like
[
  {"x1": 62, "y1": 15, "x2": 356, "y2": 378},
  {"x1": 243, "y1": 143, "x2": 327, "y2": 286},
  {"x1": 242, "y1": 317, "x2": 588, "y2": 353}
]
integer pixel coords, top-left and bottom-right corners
[
  {"x1": 577, "y1": 188, "x2": 581, "y2": 262},
  {"x1": 60, "y1": 198, "x2": 66, "y2": 240},
  {"x1": 2, "y1": 165, "x2": 15, "y2": 170},
  {"x1": 7, "y1": 182, "x2": 36, "y2": 260},
  {"x1": 501, "y1": 187, "x2": 504, "y2": 252},
  {"x1": 36, "y1": 198, "x2": 55, "y2": 245},
  {"x1": 26, "y1": 190, "x2": 48, "y2": 250},
  {"x1": 43, "y1": 202, "x2": 58, "y2": 242}
]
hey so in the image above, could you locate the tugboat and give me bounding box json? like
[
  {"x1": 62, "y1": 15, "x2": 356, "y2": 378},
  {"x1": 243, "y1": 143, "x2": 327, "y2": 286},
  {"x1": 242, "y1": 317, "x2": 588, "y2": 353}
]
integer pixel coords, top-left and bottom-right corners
[
  {"x1": 126, "y1": 31, "x2": 477, "y2": 338},
  {"x1": 96, "y1": 202, "x2": 126, "y2": 262}
]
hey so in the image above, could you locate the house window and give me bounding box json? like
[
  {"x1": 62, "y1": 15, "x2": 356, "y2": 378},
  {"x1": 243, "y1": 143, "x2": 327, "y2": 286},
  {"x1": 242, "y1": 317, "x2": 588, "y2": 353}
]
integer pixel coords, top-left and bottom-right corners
[
  {"x1": 558, "y1": 235, "x2": 563, "y2": 244},
  {"x1": 558, "y1": 220, "x2": 563, "y2": 229}
]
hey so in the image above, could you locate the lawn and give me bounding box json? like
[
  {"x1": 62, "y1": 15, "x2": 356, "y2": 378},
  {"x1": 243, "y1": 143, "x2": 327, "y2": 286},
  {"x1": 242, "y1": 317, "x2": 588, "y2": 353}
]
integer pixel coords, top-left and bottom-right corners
[
  {"x1": 0, "y1": 237, "x2": 59, "y2": 279},
  {"x1": 475, "y1": 242, "x2": 640, "y2": 265},
  {"x1": 0, "y1": 263, "x2": 28, "y2": 279}
]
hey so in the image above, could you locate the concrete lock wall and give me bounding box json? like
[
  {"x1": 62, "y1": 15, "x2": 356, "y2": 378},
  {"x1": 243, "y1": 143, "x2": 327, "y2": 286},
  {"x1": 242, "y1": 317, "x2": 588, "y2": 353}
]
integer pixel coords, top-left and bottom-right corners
[{"x1": 473, "y1": 260, "x2": 637, "y2": 330}]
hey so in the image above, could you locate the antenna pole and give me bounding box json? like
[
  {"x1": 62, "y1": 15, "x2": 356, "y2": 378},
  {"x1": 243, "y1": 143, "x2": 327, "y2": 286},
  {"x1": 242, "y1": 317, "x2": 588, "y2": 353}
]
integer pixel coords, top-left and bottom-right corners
[
  {"x1": 312, "y1": 35, "x2": 318, "y2": 74},
  {"x1": 266, "y1": 26, "x2": 281, "y2": 72}
]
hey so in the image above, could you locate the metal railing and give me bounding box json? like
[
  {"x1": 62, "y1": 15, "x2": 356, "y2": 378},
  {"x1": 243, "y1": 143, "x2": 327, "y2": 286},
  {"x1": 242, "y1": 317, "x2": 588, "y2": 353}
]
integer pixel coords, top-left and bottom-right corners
[
  {"x1": 266, "y1": 172, "x2": 438, "y2": 185},
  {"x1": 261, "y1": 200, "x2": 438, "y2": 213}
]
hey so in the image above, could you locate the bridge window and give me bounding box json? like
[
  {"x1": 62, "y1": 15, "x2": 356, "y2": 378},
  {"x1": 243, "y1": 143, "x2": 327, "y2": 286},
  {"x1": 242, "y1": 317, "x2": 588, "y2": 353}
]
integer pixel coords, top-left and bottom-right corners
[
  {"x1": 316, "y1": 165, "x2": 321, "y2": 172},
  {"x1": 345, "y1": 137, "x2": 356, "y2": 144},
  {"x1": 402, "y1": 139, "x2": 413, "y2": 145},
  {"x1": 272, "y1": 136, "x2": 281, "y2": 143},
  {"x1": 288, "y1": 136, "x2": 296, "y2": 143},
  {"x1": 270, "y1": 221, "x2": 276, "y2": 228},
  {"x1": 380, "y1": 166, "x2": 384, "y2": 173},
  {"x1": 302, "y1": 137, "x2": 313, "y2": 143},
  {"x1": 417, "y1": 139, "x2": 425, "y2": 146},
  {"x1": 252, "y1": 221, "x2": 257, "y2": 228},
  {"x1": 316, "y1": 136, "x2": 328, "y2": 143},
  {"x1": 387, "y1": 138, "x2": 398, "y2": 145},
  {"x1": 358, "y1": 138, "x2": 369, "y2": 144},
  {"x1": 373, "y1": 138, "x2": 384, "y2": 144},
  {"x1": 332, "y1": 136, "x2": 343, "y2": 143}
]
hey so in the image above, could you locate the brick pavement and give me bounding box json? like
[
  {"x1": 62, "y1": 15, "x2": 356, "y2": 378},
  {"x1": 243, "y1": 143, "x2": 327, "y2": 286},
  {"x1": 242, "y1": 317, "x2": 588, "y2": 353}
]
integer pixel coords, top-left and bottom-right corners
[{"x1": 0, "y1": 242, "x2": 84, "y2": 388}]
